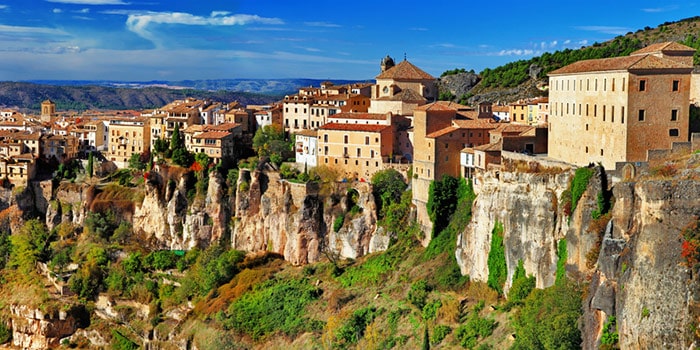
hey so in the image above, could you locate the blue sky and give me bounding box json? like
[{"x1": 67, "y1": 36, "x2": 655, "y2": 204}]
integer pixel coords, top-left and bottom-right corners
[{"x1": 0, "y1": 1, "x2": 696, "y2": 81}]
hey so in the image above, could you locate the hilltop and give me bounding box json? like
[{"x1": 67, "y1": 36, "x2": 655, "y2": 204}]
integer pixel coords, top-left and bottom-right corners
[{"x1": 439, "y1": 16, "x2": 700, "y2": 104}]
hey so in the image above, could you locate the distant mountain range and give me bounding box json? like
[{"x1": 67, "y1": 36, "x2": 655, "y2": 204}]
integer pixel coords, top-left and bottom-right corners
[{"x1": 0, "y1": 78, "x2": 368, "y2": 112}]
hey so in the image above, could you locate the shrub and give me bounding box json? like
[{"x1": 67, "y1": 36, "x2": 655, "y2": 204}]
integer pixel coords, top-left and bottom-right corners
[
  {"x1": 111, "y1": 329, "x2": 138, "y2": 350},
  {"x1": 571, "y1": 167, "x2": 594, "y2": 214},
  {"x1": 487, "y1": 221, "x2": 506, "y2": 295},
  {"x1": 511, "y1": 281, "x2": 582, "y2": 350},
  {"x1": 333, "y1": 215, "x2": 345, "y2": 233},
  {"x1": 508, "y1": 260, "x2": 535, "y2": 303},
  {"x1": 556, "y1": 239, "x2": 567, "y2": 285},
  {"x1": 335, "y1": 306, "x2": 380, "y2": 345},
  {"x1": 600, "y1": 316, "x2": 618, "y2": 349},
  {"x1": 431, "y1": 324, "x2": 451, "y2": 345},
  {"x1": 422, "y1": 299, "x2": 442, "y2": 321},
  {"x1": 427, "y1": 175, "x2": 462, "y2": 237},
  {"x1": 371, "y1": 169, "x2": 406, "y2": 218},
  {"x1": 0, "y1": 321, "x2": 10, "y2": 344},
  {"x1": 407, "y1": 279, "x2": 430, "y2": 310},
  {"x1": 455, "y1": 313, "x2": 496, "y2": 348}
]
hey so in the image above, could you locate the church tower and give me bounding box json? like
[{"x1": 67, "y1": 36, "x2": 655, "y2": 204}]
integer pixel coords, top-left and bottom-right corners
[
  {"x1": 41, "y1": 99, "x2": 55, "y2": 122},
  {"x1": 380, "y1": 55, "x2": 395, "y2": 72}
]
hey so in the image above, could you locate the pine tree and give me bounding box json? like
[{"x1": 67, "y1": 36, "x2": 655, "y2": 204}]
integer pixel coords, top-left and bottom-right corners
[
  {"x1": 170, "y1": 123, "x2": 183, "y2": 151},
  {"x1": 86, "y1": 152, "x2": 93, "y2": 178}
]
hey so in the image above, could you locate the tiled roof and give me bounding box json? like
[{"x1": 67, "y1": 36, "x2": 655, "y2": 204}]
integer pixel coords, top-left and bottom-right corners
[
  {"x1": 415, "y1": 101, "x2": 459, "y2": 112},
  {"x1": 631, "y1": 42, "x2": 696, "y2": 55},
  {"x1": 492, "y1": 105, "x2": 510, "y2": 113},
  {"x1": 490, "y1": 123, "x2": 533, "y2": 135},
  {"x1": 320, "y1": 122, "x2": 390, "y2": 132},
  {"x1": 207, "y1": 123, "x2": 240, "y2": 131},
  {"x1": 452, "y1": 119, "x2": 498, "y2": 129},
  {"x1": 376, "y1": 60, "x2": 435, "y2": 80},
  {"x1": 426, "y1": 126, "x2": 458, "y2": 138},
  {"x1": 474, "y1": 141, "x2": 502, "y2": 152},
  {"x1": 549, "y1": 54, "x2": 693, "y2": 75},
  {"x1": 375, "y1": 89, "x2": 427, "y2": 103},
  {"x1": 193, "y1": 131, "x2": 231, "y2": 140},
  {"x1": 330, "y1": 112, "x2": 389, "y2": 120},
  {"x1": 296, "y1": 129, "x2": 318, "y2": 137}
]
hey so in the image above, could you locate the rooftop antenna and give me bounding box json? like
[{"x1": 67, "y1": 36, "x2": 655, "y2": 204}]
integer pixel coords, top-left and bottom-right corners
[{"x1": 404, "y1": 52, "x2": 407, "y2": 61}]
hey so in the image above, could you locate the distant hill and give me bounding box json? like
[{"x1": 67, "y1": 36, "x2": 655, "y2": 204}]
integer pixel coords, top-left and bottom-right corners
[
  {"x1": 26, "y1": 78, "x2": 370, "y2": 96},
  {"x1": 443, "y1": 16, "x2": 700, "y2": 104},
  {"x1": 0, "y1": 82, "x2": 284, "y2": 112}
]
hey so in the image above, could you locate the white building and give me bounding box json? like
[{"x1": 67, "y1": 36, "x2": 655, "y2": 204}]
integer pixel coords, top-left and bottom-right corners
[{"x1": 295, "y1": 129, "x2": 318, "y2": 168}]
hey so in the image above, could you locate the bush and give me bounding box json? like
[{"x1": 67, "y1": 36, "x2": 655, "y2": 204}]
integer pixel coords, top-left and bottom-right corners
[
  {"x1": 221, "y1": 278, "x2": 323, "y2": 341},
  {"x1": 335, "y1": 306, "x2": 380, "y2": 345},
  {"x1": 556, "y1": 239, "x2": 567, "y2": 285},
  {"x1": 511, "y1": 281, "x2": 582, "y2": 350},
  {"x1": 455, "y1": 313, "x2": 496, "y2": 348},
  {"x1": 431, "y1": 324, "x2": 451, "y2": 345},
  {"x1": 371, "y1": 169, "x2": 406, "y2": 218},
  {"x1": 0, "y1": 321, "x2": 10, "y2": 344},
  {"x1": 333, "y1": 215, "x2": 345, "y2": 233},
  {"x1": 508, "y1": 260, "x2": 535, "y2": 304},
  {"x1": 427, "y1": 175, "x2": 462, "y2": 237},
  {"x1": 571, "y1": 167, "x2": 594, "y2": 214},
  {"x1": 487, "y1": 221, "x2": 506, "y2": 295},
  {"x1": 407, "y1": 279, "x2": 430, "y2": 310},
  {"x1": 111, "y1": 329, "x2": 138, "y2": 350},
  {"x1": 600, "y1": 316, "x2": 618, "y2": 349}
]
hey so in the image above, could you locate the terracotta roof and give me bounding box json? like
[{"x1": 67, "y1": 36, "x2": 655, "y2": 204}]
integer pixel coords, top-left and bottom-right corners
[
  {"x1": 415, "y1": 101, "x2": 460, "y2": 112},
  {"x1": 375, "y1": 89, "x2": 427, "y2": 103},
  {"x1": 490, "y1": 124, "x2": 533, "y2": 135},
  {"x1": 452, "y1": 119, "x2": 497, "y2": 129},
  {"x1": 330, "y1": 112, "x2": 389, "y2": 120},
  {"x1": 206, "y1": 123, "x2": 240, "y2": 131},
  {"x1": 183, "y1": 125, "x2": 206, "y2": 133},
  {"x1": 492, "y1": 105, "x2": 510, "y2": 113},
  {"x1": 319, "y1": 122, "x2": 390, "y2": 132},
  {"x1": 193, "y1": 131, "x2": 231, "y2": 140},
  {"x1": 296, "y1": 129, "x2": 318, "y2": 137},
  {"x1": 376, "y1": 60, "x2": 435, "y2": 80},
  {"x1": 426, "y1": 126, "x2": 458, "y2": 138},
  {"x1": 549, "y1": 54, "x2": 693, "y2": 75},
  {"x1": 474, "y1": 141, "x2": 502, "y2": 152},
  {"x1": 631, "y1": 42, "x2": 696, "y2": 56}
]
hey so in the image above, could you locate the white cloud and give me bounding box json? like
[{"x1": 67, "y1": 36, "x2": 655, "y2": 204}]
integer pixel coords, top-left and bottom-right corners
[
  {"x1": 76, "y1": 8, "x2": 90, "y2": 13},
  {"x1": 410, "y1": 27, "x2": 428, "y2": 31},
  {"x1": 0, "y1": 5, "x2": 7, "y2": 10},
  {"x1": 497, "y1": 49, "x2": 534, "y2": 56},
  {"x1": 575, "y1": 26, "x2": 630, "y2": 35},
  {"x1": 642, "y1": 5, "x2": 678, "y2": 13},
  {"x1": 124, "y1": 11, "x2": 283, "y2": 45},
  {"x1": 53, "y1": 8, "x2": 63, "y2": 13},
  {"x1": 0, "y1": 24, "x2": 66, "y2": 35},
  {"x1": 211, "y1": 11, "x2": 230, "y2": 17},
  {"x1": 304, "y1": 21, "x2": 340, "y2": 28},
  {"x1": 305, "y1": 47, "x2": 321, "y2": 52},
  {"x1": 564, "y1": 39, "x2": 571, "y2": 45},
  {"x1": 46, "y1": 0, "x2": 128, "y2": 4},
  {"x1": 578, "y1": 40, "x2": 589, "y2": 46}
]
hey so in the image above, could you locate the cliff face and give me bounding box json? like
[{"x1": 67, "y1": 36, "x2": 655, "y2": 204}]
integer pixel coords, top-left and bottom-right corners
[
  {"x1": 456, "y1": 155, "x2": 591, "y2": 290},
  {"x1": 233, "y1": 169, "x2": 382, "y2": 265},
  {"x1": 10, "y1": 304, "x2": 85, "y2": 349},
  {"x1": 584, "y1": 176, "x2": 700, "y2": 349}
]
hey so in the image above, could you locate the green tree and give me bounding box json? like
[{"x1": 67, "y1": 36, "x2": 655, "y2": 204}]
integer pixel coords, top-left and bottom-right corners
[
  {"x1": 253, "y1": 124, "x2": 288, "y2": 161},
  {"x1": 371, "y1": 169, "x2": 406, "y2": 218},
  {"x1": 170, "y1": 123, "x2": 184, "y2": 151},
  {"x1": 128, "y1": 153, "x2": 145, "y2": 171},
  {"x1": 86, "y1": 152, "x2": 94, "y2": 178},
  {"x1": 427, "y1": 175, "x2": 461, "y2": 237},
  {"x1": 171, "y1": 148, "x2": 193, "y2": 167},
  {"x1": 509, "y1": 260, "x2": 536, "y2": 303},
  {"x1": 153, "y1": 137, "x2": 169, "y2": 154},
  {"x1": 487, "y1": 221, "x2": 506, "y2": 295},
  {"x1": 8, "y1": 219, "x2": 51, "y2": 274}
]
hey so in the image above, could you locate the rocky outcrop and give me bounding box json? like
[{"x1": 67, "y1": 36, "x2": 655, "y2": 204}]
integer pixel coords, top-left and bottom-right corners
[
  {"x1": 133, "y1": 170, "x2": 229, "y2": 250},
  {"x1": 10, "y1": 304, "x2": 86, "y2": 349},
  {"x1": 438, "y1": 72, "x2": 480, "y2": 99},
  {"x1": 233, "y1": 169, "x2": 380, "y2": 265},
  {"x1": 583, "y1": 177, "x2": 700, "y2": 349}
]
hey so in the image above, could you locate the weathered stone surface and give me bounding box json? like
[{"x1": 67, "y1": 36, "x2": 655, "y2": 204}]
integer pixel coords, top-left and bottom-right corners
[{"x1": 10, "y1": 304, "x2": 82, "y2": 349}]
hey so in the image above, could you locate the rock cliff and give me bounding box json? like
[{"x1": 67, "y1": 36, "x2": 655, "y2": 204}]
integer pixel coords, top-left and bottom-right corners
[
  {"x1": 9, "y1": 304, "x2": 87, "y2": 349},
  {"x1": 233, "y1": 169, "x2": 383, "y2": 265}
]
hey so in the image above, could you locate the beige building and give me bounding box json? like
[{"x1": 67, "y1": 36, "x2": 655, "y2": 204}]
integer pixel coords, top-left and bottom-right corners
[
  {"x1": 369, "y1": 57, "x2": 435, "y2": 116},
  {"x1": 106, "y1": 117, "x2": 150, "y2": 166},
  {"x1": 41, "y1": 134, "x2": 78, "y2": 161},
  {"x1": 411, "y1": 101, "x2": 497, "y2": 236},
  {"x1": 317, "y1": 122, "x2": 394, "y2": 181},
  {"x1": 548, "y1": 42, "x2": 694, "y2": 169}
]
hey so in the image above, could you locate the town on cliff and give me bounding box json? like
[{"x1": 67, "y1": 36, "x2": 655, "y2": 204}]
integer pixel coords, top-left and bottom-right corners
[{"x1": 2, "y1": 42, "x2": 700, "y2": 349}]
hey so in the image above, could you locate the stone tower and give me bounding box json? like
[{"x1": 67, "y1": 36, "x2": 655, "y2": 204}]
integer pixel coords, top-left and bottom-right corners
[
  {"x1": 41, "y1": 99, "x2": 55, "y2": 122},
  {"x1": 380, "y1": 55, "x2": 395, "y2": 72}
]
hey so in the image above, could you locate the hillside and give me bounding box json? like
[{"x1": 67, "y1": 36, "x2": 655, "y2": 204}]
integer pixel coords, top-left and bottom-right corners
[
  {"x1": 442, "y1": 16, "x2": 700, "y2": 104},
  {"x1": 0, "y1": 82, "x2": 282, "y2": 112}
]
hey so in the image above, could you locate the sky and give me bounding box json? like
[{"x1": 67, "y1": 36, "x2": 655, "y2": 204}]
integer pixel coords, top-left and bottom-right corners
[{"x1": 0, "y1": 1, "x2": 696, "y2": 81}]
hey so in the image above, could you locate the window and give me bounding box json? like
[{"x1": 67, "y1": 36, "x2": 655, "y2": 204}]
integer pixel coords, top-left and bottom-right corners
[
  {"x1": 670, "y1": 129, "x2": 679, "y2": 137},
  {"x1": 638, "y1": 110, "x2": 645, "y2": 121},
  {"x1": 365, "y1": 136, "x2": 370, "y2": 145},
  {"x1": 586, "y1": 104, "x2": 589, "y2": 116},
  {"x1": 673, "y1": 80, "x2": 680, "y2": 92},
  {"x1": 600, "y1": 149, "x2": 604, "y2": 156},
  {"x1": 344, "y1": 135, "x2": 349, "y2": 144},
  {"x1": 594, "y1": 105, "x2": 597, "y2": 117},
  {"x1": 586, "y1": 124, "x2": 589, "y2": 131},
  {"x1": 639, "y1": 80, "x2": 646, "y2": 91},
  {"x1": 602, "y1": 105, "x2": 606, "y2": 121},
  {"x1": 324, "y1": 146, "x2": 328, "y2": 155},
  {"x1": 357, "y1": 148, "x2": 361, "y2": 157},
  {"x1": 671, "y1": 109, "x2": 678, "y2": 121},
  {"x1": 621, "y1": 107, "x2": 625, "y2": 124},
  {"x1": 622, "y1": 78, "x2": 626, "y2": 91},
  {"x1": 585, "y1": 146, "x2": 589, "y2": 153}
]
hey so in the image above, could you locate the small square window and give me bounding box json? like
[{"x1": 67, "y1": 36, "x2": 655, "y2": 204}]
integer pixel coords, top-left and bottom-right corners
[
  {"x1": 638, "y1": 110, "x2": 645, "y2": 121},
  {"x1": 671, "y1": 109, "x2": 678, "y2": 121},
  {"x1": 672, "y1": 80, "x2": 680, "y2": 92},
  {"x1": 669, "y1": 129, "x2": 679, "y2": 137},
  {"x1": 639, "y1": 80, "x2": 646, "y2": 91}
]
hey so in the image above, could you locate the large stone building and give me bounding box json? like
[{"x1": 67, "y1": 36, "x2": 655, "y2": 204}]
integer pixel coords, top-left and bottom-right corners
[
  {"x1": 548, "y1": 42, "x2": 694, "y2": 169},
  {"x1": 369, "y1": 57, "x2": 436, "y2": 116},
  {"x1": 106, "y1": 117, "x2": 150, "y2": 166},
  {"x1": 411, "y1": 101, "x2": 497, "y2": 236}
]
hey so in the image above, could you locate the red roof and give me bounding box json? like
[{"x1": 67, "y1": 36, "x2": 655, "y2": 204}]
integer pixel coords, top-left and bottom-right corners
[
  {"x1": 193, "y1": 131, "x2": 231, "y2": 140},
  {"x1": 376, "y1": 60, "x2": 435, "y2": 80},
  {"x1": 320, "y1": 122, "x2": 390, "y2": 132},
  {"x1": 549, "y1": 54, "x2": 692, "y2": 75},
  {"x1": 330, "y1": 112, "x2": 389, "y2": 120},
  {"x1": 631, "y1": 42, "x2": 696, "y2": 55}
]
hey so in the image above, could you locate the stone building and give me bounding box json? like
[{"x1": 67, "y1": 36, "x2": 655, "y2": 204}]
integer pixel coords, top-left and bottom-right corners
[
  {"x1": 369, "y1": 58, "x2": 436, "y2": 116},
  {"x1": 548, "y1": 41, "x2": 694, "y2": 169}
]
